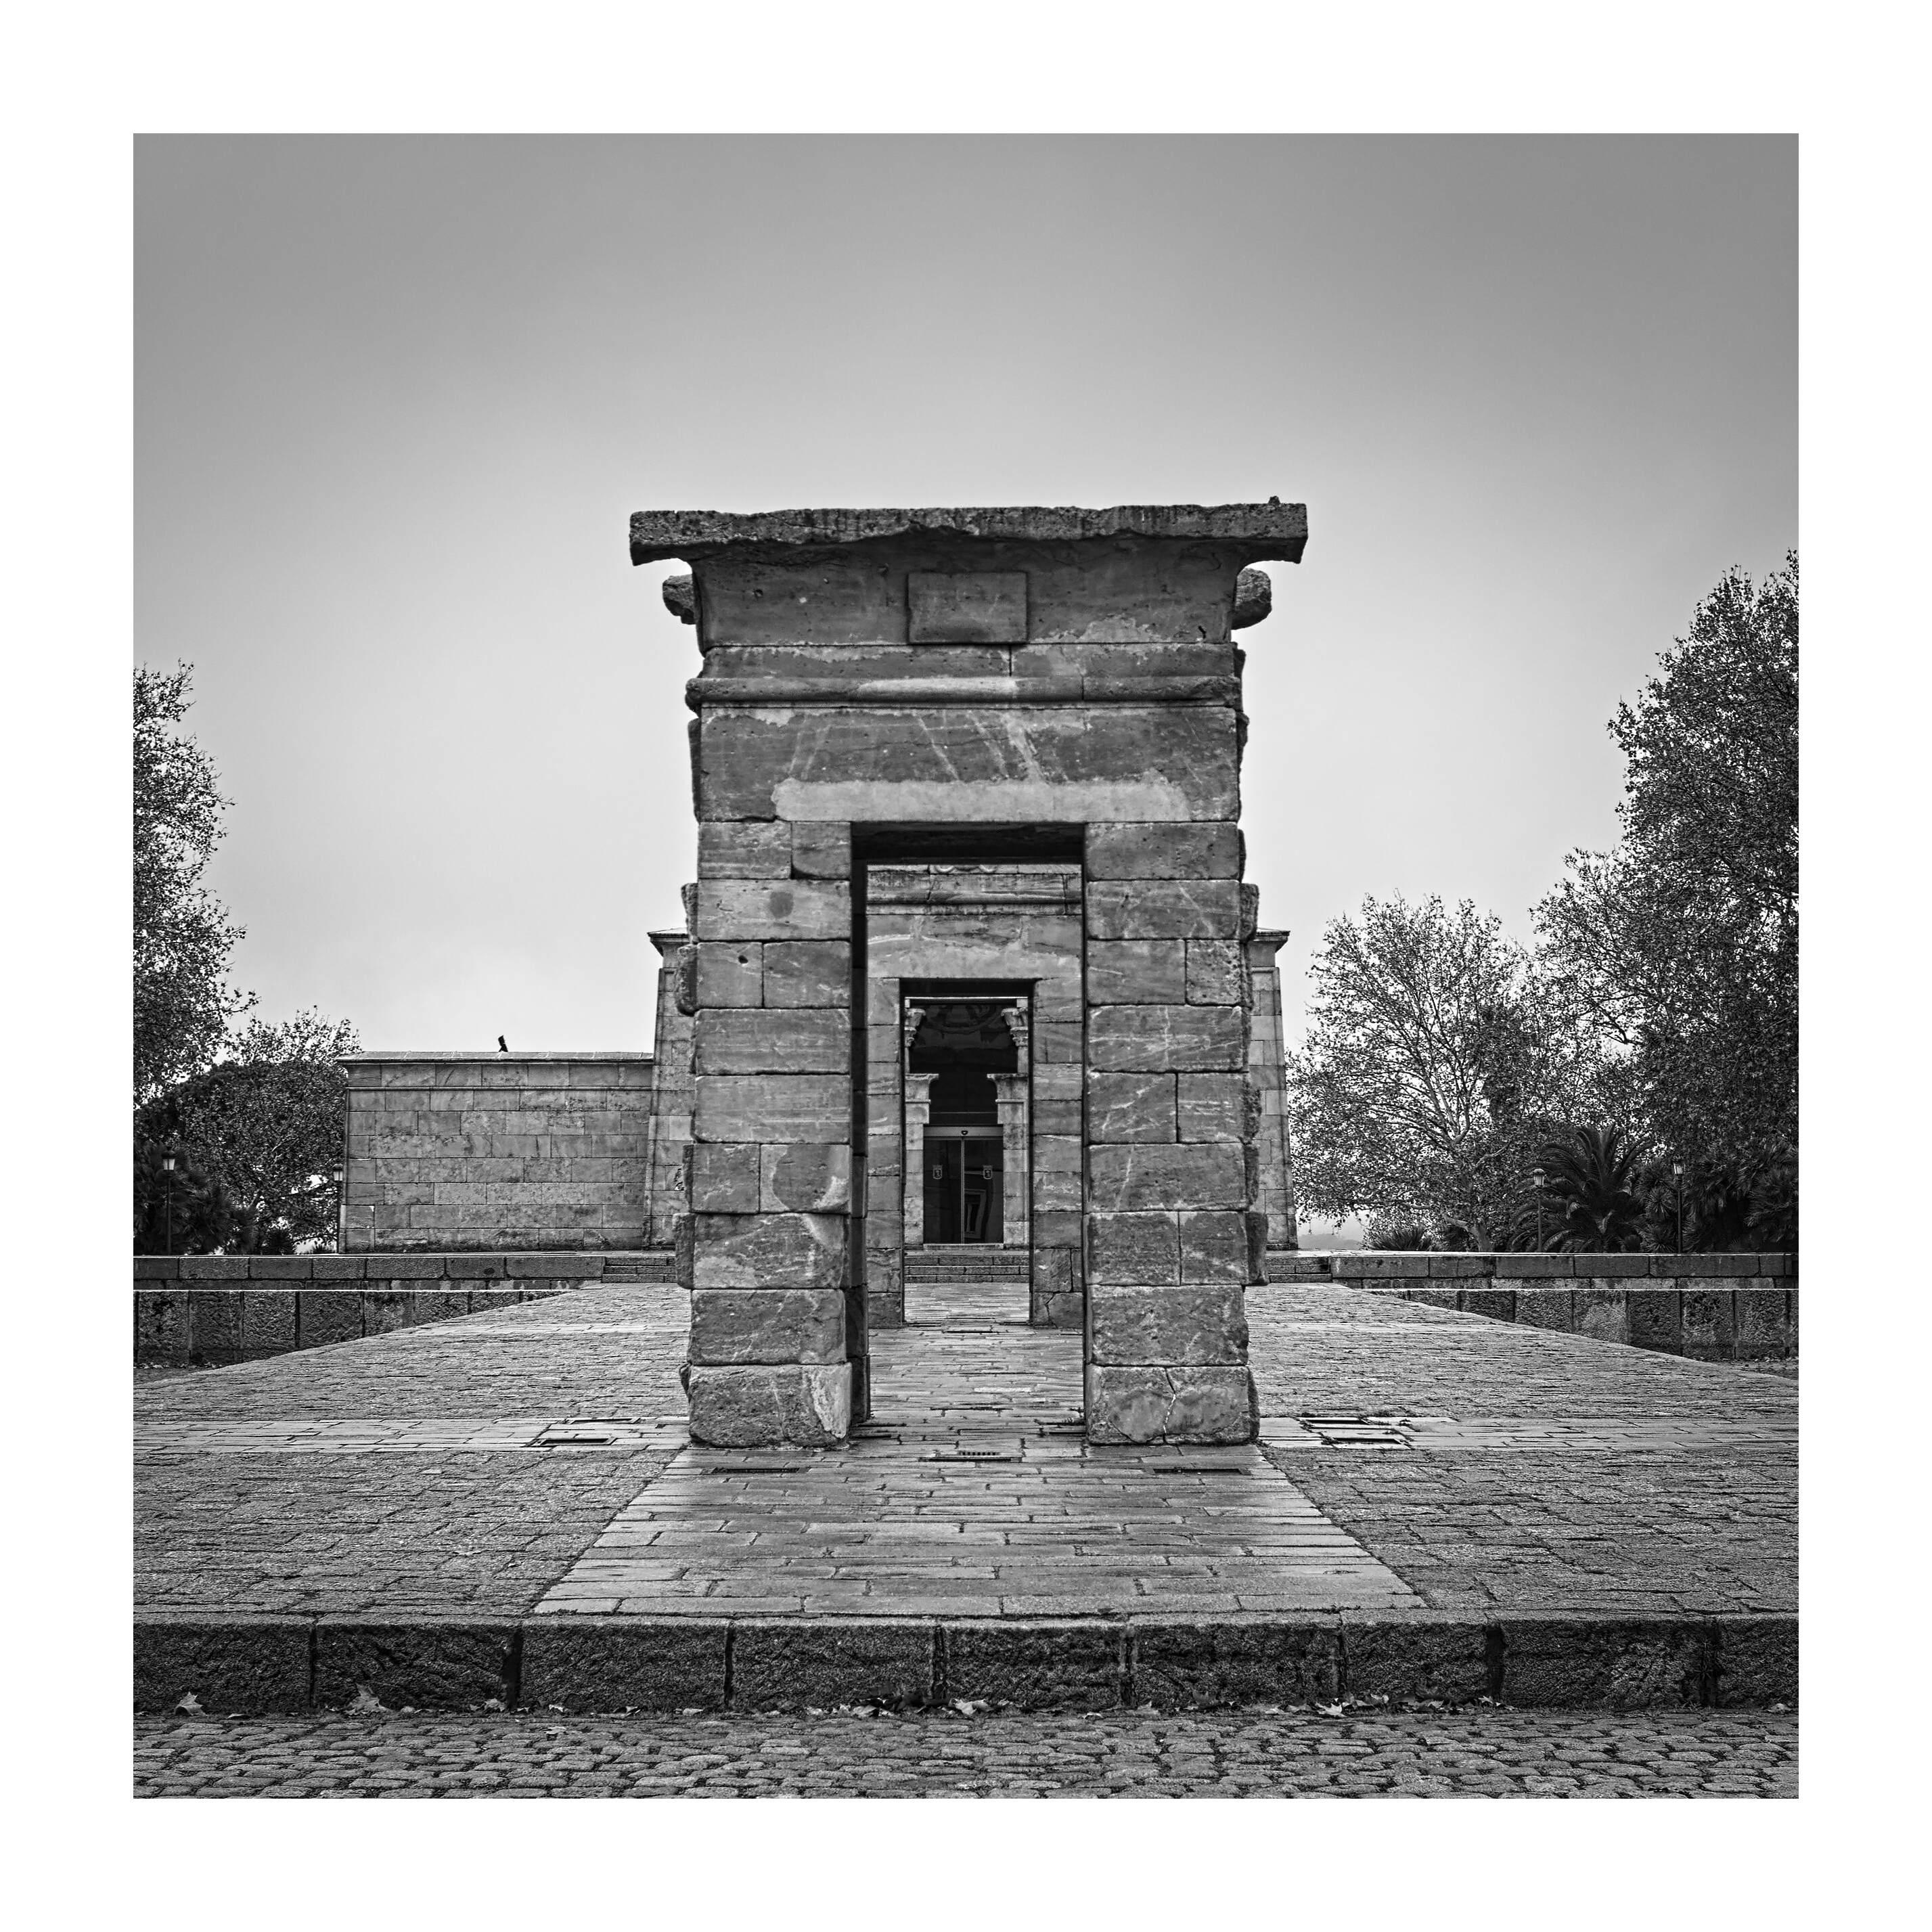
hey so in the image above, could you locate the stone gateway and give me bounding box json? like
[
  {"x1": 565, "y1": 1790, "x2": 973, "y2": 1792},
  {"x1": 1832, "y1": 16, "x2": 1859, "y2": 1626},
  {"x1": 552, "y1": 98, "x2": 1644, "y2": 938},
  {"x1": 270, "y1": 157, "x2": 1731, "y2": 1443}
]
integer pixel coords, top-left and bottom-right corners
[{"x1": 341, "y1": 502, "x2": 1305, "y2": 1449}]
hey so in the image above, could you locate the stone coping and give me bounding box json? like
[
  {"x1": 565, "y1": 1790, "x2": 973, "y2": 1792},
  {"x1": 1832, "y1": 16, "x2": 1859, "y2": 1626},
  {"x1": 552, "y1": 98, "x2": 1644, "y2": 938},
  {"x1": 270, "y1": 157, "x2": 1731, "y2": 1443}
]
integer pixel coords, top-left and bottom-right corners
[
  {"x1": 629, "y1": 502, "x2": 1309, "y2": 565},
  {"x1": 340, "y1": 1052, "x2": 654, "y2": 1064},
  {"x1": 135, "y1": 1252, "x2": 677, "y2": 1282},
  {"x1": 132, "y1": 1610, "x2": 1796, "y2": 1715},
  {"x1": 1267, "y1": 1250, "x2": 1794, "y2": 1280}
]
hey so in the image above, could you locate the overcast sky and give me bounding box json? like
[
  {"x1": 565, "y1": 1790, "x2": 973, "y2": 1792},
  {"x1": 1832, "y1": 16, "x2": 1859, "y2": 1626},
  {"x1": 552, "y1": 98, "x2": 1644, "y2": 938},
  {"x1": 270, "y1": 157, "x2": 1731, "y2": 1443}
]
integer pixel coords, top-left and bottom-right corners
[{"x1": 135, "y1": 134, "x2": 1795, "y2": 1064}]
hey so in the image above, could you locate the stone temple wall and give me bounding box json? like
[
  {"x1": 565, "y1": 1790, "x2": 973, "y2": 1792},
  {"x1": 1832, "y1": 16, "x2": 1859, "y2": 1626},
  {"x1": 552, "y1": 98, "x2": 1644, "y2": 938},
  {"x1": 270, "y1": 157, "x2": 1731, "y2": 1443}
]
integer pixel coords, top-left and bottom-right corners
[{"x1": 340, "y1": 1054, "x2": 655, "y2": 1251}]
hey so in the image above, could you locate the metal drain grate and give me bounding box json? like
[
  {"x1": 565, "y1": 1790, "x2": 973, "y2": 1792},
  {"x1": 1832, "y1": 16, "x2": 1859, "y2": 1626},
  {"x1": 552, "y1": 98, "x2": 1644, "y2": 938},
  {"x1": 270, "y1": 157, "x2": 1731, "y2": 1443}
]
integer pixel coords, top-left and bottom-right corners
[
  {"x1": 1300, "y1": 1416, "x2": 1412, "y2": 1448},
  {"x1": 704, "y1": 1463, "x2": 807, "y2": 1475},
  {"x1": 1150, "y1": 1464, "x2": 1250, "y2": 1475},
  {"x1": 921, "y1": 1450, "x2": 1020, "y2": 1463},
  {"x1": 531, "y1": 1419, "x2": 660, "y2": 1449}
]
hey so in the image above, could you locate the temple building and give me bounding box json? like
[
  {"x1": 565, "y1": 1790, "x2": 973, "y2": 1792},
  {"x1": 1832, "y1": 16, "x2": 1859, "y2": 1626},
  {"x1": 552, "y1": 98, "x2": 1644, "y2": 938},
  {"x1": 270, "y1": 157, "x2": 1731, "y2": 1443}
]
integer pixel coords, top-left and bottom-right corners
[{"x1": 341, "y1": 502, "x2": 1303, "y2": 1447}]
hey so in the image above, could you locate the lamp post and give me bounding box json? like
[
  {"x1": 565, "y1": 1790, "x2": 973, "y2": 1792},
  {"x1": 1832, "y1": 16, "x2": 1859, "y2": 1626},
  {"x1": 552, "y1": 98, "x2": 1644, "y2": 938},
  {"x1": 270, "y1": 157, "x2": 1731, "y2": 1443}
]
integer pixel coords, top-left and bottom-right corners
[
  {"x1": 162, "y1": 1154, "x2": 177, "y2": 1257},
  {"x1": 1672, "y1": 1161, "x2": 1685, "y2": 1255},
  {"x1": 1531, "y1": 1167, "x2": 1546, "y2": 1251}
]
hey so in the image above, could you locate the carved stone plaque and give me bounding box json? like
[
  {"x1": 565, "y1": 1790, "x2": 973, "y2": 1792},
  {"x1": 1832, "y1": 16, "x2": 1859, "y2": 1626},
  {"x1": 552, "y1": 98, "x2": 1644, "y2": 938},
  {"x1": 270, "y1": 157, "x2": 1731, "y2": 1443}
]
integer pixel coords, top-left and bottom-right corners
[{"x1": 906, "y1": 571, "x2": 1028, "y2": 644}]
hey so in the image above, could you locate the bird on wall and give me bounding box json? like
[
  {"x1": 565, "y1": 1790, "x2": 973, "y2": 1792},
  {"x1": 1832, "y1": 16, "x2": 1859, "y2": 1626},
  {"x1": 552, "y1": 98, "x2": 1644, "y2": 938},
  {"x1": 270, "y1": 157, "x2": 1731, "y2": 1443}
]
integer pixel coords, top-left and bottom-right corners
[{"x1": 497, "y1": 1036, "x2": 508, "y2": 1053}]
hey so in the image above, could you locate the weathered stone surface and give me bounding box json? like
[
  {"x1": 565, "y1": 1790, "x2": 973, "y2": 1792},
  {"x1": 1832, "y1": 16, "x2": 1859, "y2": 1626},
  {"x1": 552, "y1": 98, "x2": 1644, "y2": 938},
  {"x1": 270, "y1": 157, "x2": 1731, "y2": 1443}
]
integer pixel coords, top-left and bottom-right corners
[
  {"x1": 134, "y1": 1617, "x2": 311, "y2": 1715},
  {"x1": 1085, "y1": 822, "x2": 1242, "y2": 880},
  {"x1": 694, "y1": 1006, "x2": 848, "y2": 1074},
  {"x1": 694, "y1": 1075, "x2": 849, "y2": 1143},
  {"x1": 1732, "y1": 1287, "x2": 1792, "y2": 1360},
  {"x1": 1497, "y1": 1618, "x2": 1706, "y2": 1711},
  {"x1": 691, "y1": 1213, "x2": 847, "y2": 1289},
  {"x1": 762, "y1": 1142, "x2": 851, "y2": 1213},
  {"x1": 694, "y1": 943, "x2": 763, "y2": 1007},
  {"x1": 189, "y1": 1291, "x2": 244, "y2": 1364},
  {"x1": 135, "y1": 1290, "x2": 189, "y2": 1366},
  {"x1": 1089, "y1": 1284, "x2": 1248, "y2": 1365},
  {"x1": 1179, "y1": 1211, "x2": 1252, "y2": 1284},
  {"x1": 687, "y1": 1142, "x2": 761, "y2": 1213},
  {"x1": 692, "y1": 880, "x2": 850, "y2": 941},
  {"x1": 1133, "y1": 1621, "x2": 1341, "y2": 1709},
  {"x1": 1175, "y1": 1072, "x2": 1251, "y2": 1142},
  {"x1": 1086, "y1": 880, "x2": 1241, "y2": 940},
  {"x1": 790, "y1": 822, "x2": 852, "y2": 878},
  {"x1": 662, "y1": 571, "x2": 697, "y2": 623},
  {"x1": 1087, "y1": 1071, "x2": 1176, "y2": 1142},
  {"x1": 686, "y1": 1364, "x2": 851, "y2": 1446},
  {"x1": 1085, "y1": 939, "x2": 1186, "y2": 1005},
  {"x1": 697, "y1": 820, "x2": 789, "y2": 876},
  {"x1": 521, "y1": 1619, "x2": 727, "y2": 1712},
  {"x1": 1089, "y1": 1004, "x2": 1246, "y2": 1071},
  {"x1": 1573, "y1": 1286, "x2": 1632, "y2": 1345},
  {"x1": 907, "y1": 570, "x2": 1028, "y2": 644},
  {"x1": 1681, "y1": 1290, "x2": 1737, "y2": 1361},
  {"x1": 733, "y1": 1620, "x2": 935, "y2": 1709},
  {"x1": 1339, "y1": 1617, "x2": 1491, "y2": 1707},
  {"x1": 1185, "y1": 939, "x2": 1247, "y2": 1005},
  {"x1": 945, "y1": 1621, "x2": 1121, "y2": 1711},
  {"x1": 690, "y1": 1288, "x2": 846, "y2": 1364},
  {"x1": 1512, "y1": 1287, "x2": 1575, "y2": 1331},
  {"x1": 1089, "y1": 1144, "x2": 1249, "y2": 1211},
  {"x1": 1087, "y1": 1211, "x2": 1180, "y2": 1286},
  {"x1": 1230, "y1": 566, "x2": 1272, "y2": 629},
  {"x1": 298, "y1": 1293, "x2": 363, "y2": 1347},
  {"x1": 762, "y1": 941, "x2": 851, "y2": 1008},
  {"x1": 1085, "y1": 1365, "x2": 1255, "y2": 1444},
  {"x1": 315, "y1": 1621, "x2": 516, "y2": 1712},
  {"x1": 1627, "y1": 1289, "x2": 1684, "y2": 1353},
  {"x1": 697, "y1": 706, "x2": 1240, "y2": 824}
]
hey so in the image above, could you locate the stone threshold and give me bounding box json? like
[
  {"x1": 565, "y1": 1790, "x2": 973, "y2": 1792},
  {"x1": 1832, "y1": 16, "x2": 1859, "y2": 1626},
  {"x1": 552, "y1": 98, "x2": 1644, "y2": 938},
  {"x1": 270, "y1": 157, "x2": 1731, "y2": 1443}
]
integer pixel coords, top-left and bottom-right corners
[{"x1": 135, "y1": 1610, "x2": 1796, "y2": 1716}]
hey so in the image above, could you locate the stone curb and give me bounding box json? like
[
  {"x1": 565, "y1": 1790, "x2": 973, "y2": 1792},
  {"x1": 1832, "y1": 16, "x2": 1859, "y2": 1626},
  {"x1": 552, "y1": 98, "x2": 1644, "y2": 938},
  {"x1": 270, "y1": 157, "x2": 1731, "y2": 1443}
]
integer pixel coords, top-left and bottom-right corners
[{"x1": 133, "y1": 1611, "x2": 1797, "y2": 1715}]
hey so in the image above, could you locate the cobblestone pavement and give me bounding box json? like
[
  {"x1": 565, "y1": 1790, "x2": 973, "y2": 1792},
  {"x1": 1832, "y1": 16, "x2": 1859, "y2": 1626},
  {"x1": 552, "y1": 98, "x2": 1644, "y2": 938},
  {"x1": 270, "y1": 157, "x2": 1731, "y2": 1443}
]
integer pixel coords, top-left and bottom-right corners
[
  {"x1": 135, "y1": 1280, "x2": 1797, "y2": 1623},
  {"x1": 133, "y1": 1707, "x2": 1797, "y2": 1797}
]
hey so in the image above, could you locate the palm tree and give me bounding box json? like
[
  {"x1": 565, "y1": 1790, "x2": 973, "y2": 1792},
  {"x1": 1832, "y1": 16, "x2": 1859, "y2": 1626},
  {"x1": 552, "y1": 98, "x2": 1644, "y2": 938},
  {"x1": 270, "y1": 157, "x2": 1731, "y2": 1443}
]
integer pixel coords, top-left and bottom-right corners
[{"x1": 1535, "y1": 1125, "x2": 1646, "y2": 1253}]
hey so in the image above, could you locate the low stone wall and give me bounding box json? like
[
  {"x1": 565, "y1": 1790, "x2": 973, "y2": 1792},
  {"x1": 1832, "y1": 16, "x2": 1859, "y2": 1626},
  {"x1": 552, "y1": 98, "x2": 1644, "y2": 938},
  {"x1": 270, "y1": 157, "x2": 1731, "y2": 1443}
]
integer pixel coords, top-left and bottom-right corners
[
  {"x1": 904, "y1": 1246, "x2": 1032, "y2": 1283},
  {"x1": 134, "y1": 1251, "x2": 679, "y2": 1368},
  {"x1": 1263, "y1": 1251, "x2": 1797, "y2": 1361}
]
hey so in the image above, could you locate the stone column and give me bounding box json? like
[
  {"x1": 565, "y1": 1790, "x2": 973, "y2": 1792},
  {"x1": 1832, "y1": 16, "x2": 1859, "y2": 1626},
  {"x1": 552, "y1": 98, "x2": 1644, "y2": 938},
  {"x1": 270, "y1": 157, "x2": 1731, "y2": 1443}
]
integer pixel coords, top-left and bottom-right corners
[
  {"x1": 991, "y1": 1073, "x2": 1030, "y2": 1249},
  {"x1": 903, "y1": 1071, "x2": 937, "y2": 1250}
]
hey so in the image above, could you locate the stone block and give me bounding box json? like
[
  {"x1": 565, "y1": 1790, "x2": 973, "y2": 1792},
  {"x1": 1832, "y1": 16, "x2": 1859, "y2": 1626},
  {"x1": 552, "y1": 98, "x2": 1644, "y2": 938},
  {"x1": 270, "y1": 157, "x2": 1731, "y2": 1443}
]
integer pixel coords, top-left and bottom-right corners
[
  {"x1": 1339, "y1": 1253, "x2": 1431, "y2": 1280},
  {"x1": 1403, "y1": 1288, "x2": 1461, "y2": 1310},
  {"x1": 298, "y1": 1292, "x2": 364, "y2": 1348},
  {"x1": 1427, "y1": 1254, "x2": 1492, "y2": 1278},
  {"x1": 1085, "y1": 822, "x2": 1242, "y2": 880},
  {"x1": 1276, "y1": 1252, "x2": 1335, "y2": 1281},
  {"x1": 309, "y1": 1255, "x2": 366, "y2": 1280},
  {"x1": 520, "y1": 1619, "x2": 727, "y2": 1712},
  {"x1": 1089, "y1": 1143, "x2": 1248, "y2": 1212},
  {"x1": 761, "y1": 941, "x2": 852, "y2": 1007},
  {"x1": 907, "y1": 569, "x2": 1028, "y2": 644},
  {"x1": 1179, "y1": 1211, "x2": 1253, "y2": 1286},
  {"x1": 733, "y1": 1620, "x2": 935, "y2": 1709},
  {"x1": 1086, "y1": 880, "x2": 1241, "y2": 941},
  {"x1": 1033, "y1": 1208, "x2": 1083, "y2": 1249},
  {"x1": 688, "y1": 1142, "x2": 761, "y2": 1213},
  {"x1": 1626, "y1": 1289, "x2": 1684, "y2": 1353},
  {"x1": 188, "y1": 1290, "x2": 244, "y2": 1364},
  {"x1": 1175, "y1": 1072, "x2": 1249, "y2": 1142},
  {"x1": 1712, "y1": 1615, "x2": 1799, "y2": 1707},
  {"x1": 1032, "y1": 1168, "x2": 1083, "y2": 1212},
  {"x1": 694, "y1": 942, "x2": 763, "y2": 1007},
  {"x1": 690, "y1": 1288, "x2": 845, "y2": 1364},
  {"x1": 248, "y1": 1255, "x2": 315, "y2": 1280},
  {"x1": 694, "y1": 1075, "x2": 849, "y2": 1143},
  {"x1": 1133, "y1": 1622, "x2": 1339, "y2": 1709},
  {"x1": 1458, "y1": 1288, "x2": 1516, "y2": 1323},
  {"x1": 945, "y1": 1623, "x2": 1123, "y2": 1711},
  {"x1": 698, "y1": 819, "x2": 792, "y2": 876},
  {"x1": 181, "y1": 1257, "x2": 250, "y2": 1282},
  {"x1": 135, "y1": 1290, "x2": 190, "y2": 1366},
  {"x1": 691, "y1": 1213, "x2": 848, "y2": 1290},
  {"x1": 694, "y1": 1006, "x2": 849, "y2": 1073},
  {"x1": 1087, "y1": 1211, "x2": 1180, "y2": 1286},
  {"x1": 1733, "y1": 1287, "x2": 1793, "y2": 1360},
  {"x1": 1087, "y1": 1071, "x2": 1177, "y2": 1143},
  {"x1": 1494, "y1": 1253, "x2": 1573, "y2": 1278},
  {"x1": 790, "y1": 822, "x2": 852, "y2": 878},
  {"x1": 361, "y1": 1291, "x2": 420, "y2": 1336},
  {"x1": 1184, "y1": 939, "x2": 1246, "y2": 1005},
  {"x1": 1497, "y1": 1617, "x2": 1707, "y2": 1710},
  {"x1": 761, "y1": 1142, "x2": 852, "y2": 1213},
  {"x1": 240, "y1": 1290, "x2": 298, "y2": 1357},
  {"x1": 1089, "y1": 1283, "x2": 1247, "y2": 1365},
  {"x1": 1033, "y1": 1020, "x2": 1083, "y2": 1064},
  {"x1": 686, "y1": 1364, "x2": 852, "y2": 1446},
  {"x1": 1085, "y1": 940, "x2": 1186, "y2": 1006},
  {"x1": 1088, "y1": 1004, "x2": 1246, "y2": 1072},
  {"x1": 1085, "y1": 1364, "x2": 1255, "y2": 1444},
  {"x1": 134, "y1": 1255, "x2": 179, "y2": 1280},
  {"x1": 1339, "y1": 1616, "x2": 1492, "y2": 1707},
  {"x1": 464, "y1": 1287, "x2": 521, "y2": 1313},
  {"x1": 506, "y1": 1254, "x2": 606, "y2": 1278},
  {"x1": 134, "y1": 1617, "x2": 311, "y2": 1715},
  {"x1": 1511, "y1": 1287, "x2": 1574, "y2": 1331},
  {"x1": 1680, "y1": 1289, "x2": 1737, "y2": 1360},
  {"x1": 1569, "y1": 1285, "x2": 1630, "y2": 1344},
  {"x1": 314, "y1": 1620, "x2": 518, "y2": 1711},
  {"x1": 691, "y1": 879, "x2": 850, "y2": 942}
]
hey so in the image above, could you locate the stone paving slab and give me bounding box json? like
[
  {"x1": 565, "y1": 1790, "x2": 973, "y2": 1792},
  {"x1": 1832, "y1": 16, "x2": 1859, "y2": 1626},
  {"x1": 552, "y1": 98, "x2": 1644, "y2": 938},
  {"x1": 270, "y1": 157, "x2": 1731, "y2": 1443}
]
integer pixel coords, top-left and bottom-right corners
[
  {"x1": 135, "y1": 1277, "x2": 1798, "y2": 1709},
  {"x1": 133, "y1": 1706, "x2": 1799, "y2": 1798}
]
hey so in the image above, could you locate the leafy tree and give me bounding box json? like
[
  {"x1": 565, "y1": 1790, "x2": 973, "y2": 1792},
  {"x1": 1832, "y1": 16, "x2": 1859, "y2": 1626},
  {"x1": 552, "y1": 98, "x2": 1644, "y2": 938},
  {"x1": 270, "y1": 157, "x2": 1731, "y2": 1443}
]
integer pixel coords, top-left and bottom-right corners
[
  {"x1": 1535, "y1": 557, "x2": 1797, "y2": 1197},
  {"x1": 132, "y1": 1139, "x2": 236, "y2": 1255},
  {"x1": 1285, "y1": 894, "x2": 1602, "y2": 1247},
  {"x1": 135, "y1": 1010, "x2": 359, "y2": 1252},
  {"x1": 135, "y1": 666, "x2": 252, "y2": 1104}
]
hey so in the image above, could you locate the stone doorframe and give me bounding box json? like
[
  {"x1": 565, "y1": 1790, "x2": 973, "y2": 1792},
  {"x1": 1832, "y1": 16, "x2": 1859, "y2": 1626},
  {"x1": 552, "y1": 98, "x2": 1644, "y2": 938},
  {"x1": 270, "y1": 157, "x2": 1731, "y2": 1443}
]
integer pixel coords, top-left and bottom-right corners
[
  {"x1": 861, "y1": 863, "x2": 1084, "y2": 1331},
  {"x1": 899, "y1": 997, "x2": 1032, "y2": 1255}
]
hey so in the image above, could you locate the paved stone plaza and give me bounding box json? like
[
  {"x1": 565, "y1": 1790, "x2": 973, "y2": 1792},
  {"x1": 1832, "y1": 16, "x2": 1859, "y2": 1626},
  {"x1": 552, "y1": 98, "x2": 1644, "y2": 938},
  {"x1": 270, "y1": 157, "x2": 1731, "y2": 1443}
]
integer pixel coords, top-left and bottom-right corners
[{"x1": 136, "y1": 1277, "x2": 1795, "y2": 1646}]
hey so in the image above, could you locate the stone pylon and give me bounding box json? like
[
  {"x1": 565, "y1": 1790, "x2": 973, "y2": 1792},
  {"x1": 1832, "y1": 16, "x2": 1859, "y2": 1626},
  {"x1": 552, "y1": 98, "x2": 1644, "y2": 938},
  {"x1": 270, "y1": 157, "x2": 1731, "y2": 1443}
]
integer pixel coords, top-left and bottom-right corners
[{"x1": 636, "y1": 503, "x2": 1305, "y2": 1446}]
